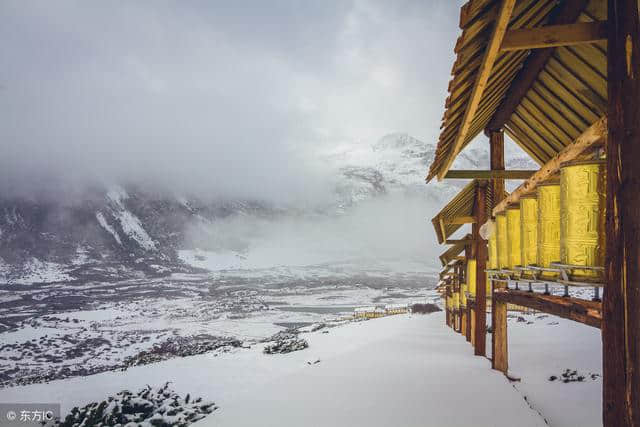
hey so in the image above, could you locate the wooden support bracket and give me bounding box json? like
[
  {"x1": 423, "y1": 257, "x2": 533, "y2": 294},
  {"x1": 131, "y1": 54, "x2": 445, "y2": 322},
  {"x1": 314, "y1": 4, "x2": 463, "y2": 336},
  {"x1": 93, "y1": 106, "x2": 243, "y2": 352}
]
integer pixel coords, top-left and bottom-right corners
[{"x1": 501, "y1": 21, "x2": 607, "y2": 51}]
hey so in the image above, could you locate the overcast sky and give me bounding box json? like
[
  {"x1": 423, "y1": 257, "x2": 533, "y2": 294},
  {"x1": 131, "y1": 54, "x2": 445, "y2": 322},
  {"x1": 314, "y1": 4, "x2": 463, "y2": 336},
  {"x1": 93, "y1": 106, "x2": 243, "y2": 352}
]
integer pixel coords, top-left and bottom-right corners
[{"x1": 0, "y1": 1, "x2": 463, "y2": 201}]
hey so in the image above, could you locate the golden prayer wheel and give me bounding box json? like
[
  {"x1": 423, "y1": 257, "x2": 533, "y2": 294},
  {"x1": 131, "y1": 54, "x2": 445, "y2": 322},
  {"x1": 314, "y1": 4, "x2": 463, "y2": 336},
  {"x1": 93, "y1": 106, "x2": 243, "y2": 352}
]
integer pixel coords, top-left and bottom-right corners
[
  {"x1": 496, "y1": 212, "x2": 508, "y2": 269},
  {"x1": 452, "y1": 291, "x2": 460, "y2": 310},
  {"x1": 467, "y1": 258, "x2": 476, "y2": 296},
  {"x1": 537, "y1": 180, "x2": 561, "y2": 278},
  {"x1": 520, "y1": 194, "x2": 538, "y2": 272},
  {"x1": 460, "y1": 278, "x2": 467, "y2": 307},
  {"x1": 506, "y1": 204, "x2": 522, "y2": 270},
  {"x1": 560, "y1": 159, "x2": 606, "y2": 281},
  {"x1": 488, "y1": 224, "x2": 498, "y2": 270}
]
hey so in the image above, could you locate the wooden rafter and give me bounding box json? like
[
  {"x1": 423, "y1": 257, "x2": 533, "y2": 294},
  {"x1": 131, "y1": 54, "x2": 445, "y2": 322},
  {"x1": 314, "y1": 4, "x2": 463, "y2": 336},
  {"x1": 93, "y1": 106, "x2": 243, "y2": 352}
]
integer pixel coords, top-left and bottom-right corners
[
  {"x1": 492, "y1": 116, "x2": 607, "y2": 216},
  {"x1": 500, "y1": 21, "x2": 607, "y2": 51},
  {"x1": 444, "y1": 170, "x2": 535, "y2": 179},
  {"x1": 437, "y1": 0, "x2": 516, "y2": 181},
  {"x1": 485, "y1": 0, "x2": 591, "y2": 135},
  {"x1": 443, "y1": 216, "x2": 477, "y2": 225}
]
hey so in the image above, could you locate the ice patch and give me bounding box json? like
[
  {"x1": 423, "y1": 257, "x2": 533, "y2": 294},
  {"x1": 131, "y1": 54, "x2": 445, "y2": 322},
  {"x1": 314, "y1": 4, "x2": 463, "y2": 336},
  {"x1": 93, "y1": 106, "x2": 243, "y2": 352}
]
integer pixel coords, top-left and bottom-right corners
[
  {"x1": 96, "y1": 211, "x2": 122, "y2": 245},
  {"x1": 113, "y1": 209, "x2": 157, "y2": 251}
]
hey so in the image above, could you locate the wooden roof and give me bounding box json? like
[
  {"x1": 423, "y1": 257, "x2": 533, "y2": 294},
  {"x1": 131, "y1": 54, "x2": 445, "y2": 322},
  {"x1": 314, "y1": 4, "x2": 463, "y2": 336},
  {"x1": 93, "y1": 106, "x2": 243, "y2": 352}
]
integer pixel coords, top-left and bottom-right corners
[
  {"x1": 427, "y1": 0, "x2": 607, "y2": 181},
  {"x1": 431, "y1": 180, "x2": 502, "y2": 244}
]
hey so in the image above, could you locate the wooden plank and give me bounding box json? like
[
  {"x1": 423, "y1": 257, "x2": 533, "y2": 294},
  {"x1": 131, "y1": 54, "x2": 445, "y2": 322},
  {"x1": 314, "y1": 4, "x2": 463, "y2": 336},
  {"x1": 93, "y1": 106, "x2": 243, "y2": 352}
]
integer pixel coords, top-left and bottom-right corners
[
  {"x1": 492, "y1": 116, "x2": 607, "y2": 216},
  {"x1": 602, "y1": 1, "x2": 640, "y2": 426},
  {"x1": 485, "y1": 0, "x2": 591, "y2": 134},
  {"x1": 444, "y1": 216, "x2": 477, "y2": 225},
  {"x1": 444, "y1": 170, "x2": 536, "y2": 179},
  {"x1": 437, "y1": 0, "x2": 516, "y2": 181},
  {"x1": 500, "y1": 21, "x2": 607, "y2": 51},
  {"x1": 493, "y1": 289, "x2": 602, "y2": 328},
  {"x1": 474, "y1": 182, "x2": 488, "y2": 357}
]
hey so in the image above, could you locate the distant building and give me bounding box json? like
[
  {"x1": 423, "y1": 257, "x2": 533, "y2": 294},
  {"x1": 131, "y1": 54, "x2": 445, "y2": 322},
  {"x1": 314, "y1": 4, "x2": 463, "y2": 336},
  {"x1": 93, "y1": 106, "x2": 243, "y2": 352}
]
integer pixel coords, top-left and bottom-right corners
[
  {"x1": 385, "y1": 304, "x2": 409, "y2": 315},
  {"x1": 354, "y1": 304, "x2": 408, "y2": 318}
]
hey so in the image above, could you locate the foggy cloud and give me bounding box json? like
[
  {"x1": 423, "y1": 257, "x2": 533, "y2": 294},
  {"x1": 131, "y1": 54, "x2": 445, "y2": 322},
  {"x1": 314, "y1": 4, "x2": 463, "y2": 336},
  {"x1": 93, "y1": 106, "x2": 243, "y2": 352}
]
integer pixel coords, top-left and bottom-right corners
[{"x1": 0, "y1": 1, "x2": 461, "y2": 203}]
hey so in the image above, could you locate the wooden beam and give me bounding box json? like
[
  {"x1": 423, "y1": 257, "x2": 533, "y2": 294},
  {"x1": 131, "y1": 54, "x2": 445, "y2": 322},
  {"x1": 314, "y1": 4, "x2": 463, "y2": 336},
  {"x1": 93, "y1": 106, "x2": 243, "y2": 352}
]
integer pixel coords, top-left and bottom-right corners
[
  {"x1": 500, "y1": 21, "x2": 607, "y2": 51},
  {"x1": 445, "y1": 239, "x2": 477, "y2": 245},
  {"x1": 437, "y1": 0, "x2": 516, "y2": 180},
  {"x1": 493, "y1": 289, "x2": 602, "y2": 328},
  {"x1": 444, "y1": 170, "x2": 535, "y2": 179},
  {"x1": 444, "y1": 216, "x2": 477, "y2": 225},
  {"x1": 485, "y1": 0, "x2": 591, "y2": 134},
  {"x1": 602, "y1": 1, "x2": 640, "y2": 426},
  {"x1": 474, "y1": 182, "x2": 488, "y2": 357},
  {"x1": 438, "y1": 217, "x2": 447, "y2": 244},
  {"x1": 492, "y1": 117, "x2": 607, "y2": 216}
]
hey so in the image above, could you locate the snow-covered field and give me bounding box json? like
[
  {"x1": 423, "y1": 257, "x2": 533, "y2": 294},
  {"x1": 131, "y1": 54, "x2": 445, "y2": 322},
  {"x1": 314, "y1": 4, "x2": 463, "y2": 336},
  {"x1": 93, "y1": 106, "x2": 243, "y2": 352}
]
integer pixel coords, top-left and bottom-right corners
[
  {"x1": 0, "y1": 269, "x2": 434, "y2": 388},
  {"x1": 0, "y1": 266, "x2": 602, "y2": 427},
  {"x1": 0, "y1": 309, "x2": 602, "y2": 427}
]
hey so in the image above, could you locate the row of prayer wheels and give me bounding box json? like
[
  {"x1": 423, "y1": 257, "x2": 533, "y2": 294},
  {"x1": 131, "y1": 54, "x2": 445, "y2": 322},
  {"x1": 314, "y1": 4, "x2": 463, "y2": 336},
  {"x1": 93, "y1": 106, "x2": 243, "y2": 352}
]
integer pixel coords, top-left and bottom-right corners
[{"x1": 489, "y1": 159, "x2": 606, "y2": 282}]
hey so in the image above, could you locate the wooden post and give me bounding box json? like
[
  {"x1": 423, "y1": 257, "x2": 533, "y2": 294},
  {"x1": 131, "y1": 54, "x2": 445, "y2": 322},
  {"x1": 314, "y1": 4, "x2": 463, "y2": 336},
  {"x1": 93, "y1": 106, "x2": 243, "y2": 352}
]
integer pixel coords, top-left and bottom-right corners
[
  {"x1": 455, "y1": 264, "x2": 462, "y2": 333},
  {"x1": 490, "y1": 130, "x2": 506, "y2": 369},
  {"x1": 470, "y1": 305, "x2": 476, "y2": 347},
  {"x1": 474, "y1": 182, "x2": 489, "y2": 356},
  {"x1": 465, "y1": 305, "x2": 472, "y2": 342},
  {"x1": 492, "y1": 290, "x2": 509, "y2": 374},
  {"x1": 603, "y1": 2, "x2": 640, "y2": 425},
  {"x1": 490, "y1": 131, "x2": 505, "y2": 198},
  {"x1": 444, "y1": 286, "x2": 453, "y2": 328}
]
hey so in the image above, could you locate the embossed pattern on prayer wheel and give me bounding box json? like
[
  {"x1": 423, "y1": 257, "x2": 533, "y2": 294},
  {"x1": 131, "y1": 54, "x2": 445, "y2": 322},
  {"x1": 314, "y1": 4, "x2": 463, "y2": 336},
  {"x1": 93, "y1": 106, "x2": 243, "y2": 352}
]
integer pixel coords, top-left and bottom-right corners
[
  {"x1": 520, "y1": 194, "x2": 538, "y2": 270},
  {"x1": 496, "y1": 212, "x2": 508, "y2": 269},
  {"x1": 467, "y1": 258, "x2": 476, "y2": 297},
  {"x1": 537, "y1": 181, "x2": 561, "y2": 278},
  {"x1": 560, "y1": 160, "x2": 606, "y2": 281},
  {"x1": 506, "y1": 204, "x2": 521, "y2": 270}
]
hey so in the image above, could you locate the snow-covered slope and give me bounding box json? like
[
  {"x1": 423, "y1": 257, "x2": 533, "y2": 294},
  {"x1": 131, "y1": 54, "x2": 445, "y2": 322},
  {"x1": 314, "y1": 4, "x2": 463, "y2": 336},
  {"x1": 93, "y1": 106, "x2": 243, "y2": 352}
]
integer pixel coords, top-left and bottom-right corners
[{"x1": 0, "y1": 133, "x2": 535, "y2": 283}]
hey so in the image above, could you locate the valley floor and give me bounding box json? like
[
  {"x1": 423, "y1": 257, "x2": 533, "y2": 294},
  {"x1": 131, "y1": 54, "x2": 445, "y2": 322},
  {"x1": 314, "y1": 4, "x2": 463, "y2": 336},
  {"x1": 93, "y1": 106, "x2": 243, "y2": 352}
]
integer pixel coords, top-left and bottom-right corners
[{"x1": 0, "y1": 310, "x2": 602, "y2": 427}]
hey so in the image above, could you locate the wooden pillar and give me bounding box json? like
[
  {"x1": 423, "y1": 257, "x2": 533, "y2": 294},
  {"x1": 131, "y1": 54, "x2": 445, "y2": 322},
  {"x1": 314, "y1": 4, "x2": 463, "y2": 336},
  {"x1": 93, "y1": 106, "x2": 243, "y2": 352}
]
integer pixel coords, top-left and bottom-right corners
[
  {"x1": 603, "y1": 2, "x2": 640, "y2": 425},
  {"x1": 465, "y1": 305, "x2": 472, "y2": 342},
  {"x1": 490, "y1": 130, "x2": 506, "y2": 370},
  {"x1": 445, "y1": 285, "x2": 451, "y2": 327},
  {"x1": 470, "y1": 305, "x2": 477, "y2": 346},
  {"x1": 490, "y1": 130, "x2": 505, "y2": 201},
  {"x1": 474, "y1": 182, "x2": 489, "y2": 356},
  {"x1": 492, "y1": 286, "x2": 508, "y2": 374},
  {"x1": 455, "y1": 266, "x2": 460, "y2": 333}
]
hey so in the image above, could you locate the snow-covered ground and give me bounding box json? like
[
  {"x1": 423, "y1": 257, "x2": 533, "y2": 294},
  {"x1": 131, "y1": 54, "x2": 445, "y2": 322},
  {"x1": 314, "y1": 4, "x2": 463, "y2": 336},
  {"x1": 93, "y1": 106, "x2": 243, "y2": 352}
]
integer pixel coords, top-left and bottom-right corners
[
  {"x1": 0, "y1": 271, "x2": 434, "y2": 388},
  {"x1": 0, "y1": 313, "x2": 541, "y2": 427},
  {"x1": 0, "y1": 307, "x2": 602, "y2": 427}
]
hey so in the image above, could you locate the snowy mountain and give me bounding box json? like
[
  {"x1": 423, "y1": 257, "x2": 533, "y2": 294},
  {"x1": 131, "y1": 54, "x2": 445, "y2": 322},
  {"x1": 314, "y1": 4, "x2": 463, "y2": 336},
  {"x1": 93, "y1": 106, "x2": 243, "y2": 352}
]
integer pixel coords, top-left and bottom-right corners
[{"x1": 0, "y1": 134, "x2": 535, "y2": 284}]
